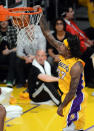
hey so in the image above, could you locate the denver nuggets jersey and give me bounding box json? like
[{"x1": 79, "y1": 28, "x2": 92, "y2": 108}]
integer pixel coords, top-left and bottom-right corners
[{"x1": 57, "y1": 55, "x2": 87, "y2": 130}]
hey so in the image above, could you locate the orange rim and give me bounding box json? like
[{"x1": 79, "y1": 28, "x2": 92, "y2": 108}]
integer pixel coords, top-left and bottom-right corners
[
  {"x1": 0, "y1": 5, "x2": 10, "y2": 21},
  {"x1": 8, "y1": 7, "x2": 42, "y2": 17}
]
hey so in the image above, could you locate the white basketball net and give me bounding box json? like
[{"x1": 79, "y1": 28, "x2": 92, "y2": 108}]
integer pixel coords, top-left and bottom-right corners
[{"x1": 11, "y1": 10, "x2": 42, "y2": 43}]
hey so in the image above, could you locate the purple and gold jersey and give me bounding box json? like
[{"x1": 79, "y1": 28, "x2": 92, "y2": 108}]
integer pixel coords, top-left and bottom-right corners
[{"x1": 57, "y1": 55, "x2": 88, "y2": 130}]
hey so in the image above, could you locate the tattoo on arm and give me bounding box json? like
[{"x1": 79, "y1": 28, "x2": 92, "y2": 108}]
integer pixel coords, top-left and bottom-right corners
[
  {"x1": 61, "y1": 61, "x2": 84, "y2": 108},
  {"x1": 40, "y1": 15, "x2": 60, "y2": 49},
  {"x1": 40, "y1": 14, "x2": 49, "y2": 32}
]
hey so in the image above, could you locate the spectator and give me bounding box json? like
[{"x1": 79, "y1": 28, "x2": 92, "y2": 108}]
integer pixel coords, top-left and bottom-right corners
[
  {"x1": 28, "y1": 50, "x2": 61, "y2": 106},
  {"x1": 61, "y1": 7, "x2": 94, "y2": 53},
  {"x1": 16, "y1": 25, "x2": 46, "y2": 88},
  {"x1": 47, "y1": 18, "x2": 72, "y2": 76},
  {"x1": 61, "y1": 7, "x2": 94, "y2": 87},
  {"x1": 0, "y1": 20, "x2": 17, "y2": 87}
]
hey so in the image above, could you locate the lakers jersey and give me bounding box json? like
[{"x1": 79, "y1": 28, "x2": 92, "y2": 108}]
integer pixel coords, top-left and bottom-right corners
[{"x1": 57, "y1": 55, "x2": 87, "y2": 130}]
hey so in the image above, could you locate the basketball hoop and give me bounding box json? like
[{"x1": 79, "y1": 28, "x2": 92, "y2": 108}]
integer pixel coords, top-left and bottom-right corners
[
  {"x1": 0, "y1": 5, "x2": 10, "y2": 21},
  {"x1": 8, "y1": 6, "x2": 43, "y2": 42},
  {"x1": 0, "y1": 5, "x2": 43, "y2": 45}
]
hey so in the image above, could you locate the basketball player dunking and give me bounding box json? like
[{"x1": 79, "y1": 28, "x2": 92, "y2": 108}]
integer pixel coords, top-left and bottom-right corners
[{"x1": 33, "y1": 5, "x2": 88, "y2": 131}]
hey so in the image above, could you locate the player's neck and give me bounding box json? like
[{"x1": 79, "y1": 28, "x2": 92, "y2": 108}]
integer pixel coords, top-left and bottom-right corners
[{"x1": 64, "y1": 53, "x2": 72, "y2": 59}]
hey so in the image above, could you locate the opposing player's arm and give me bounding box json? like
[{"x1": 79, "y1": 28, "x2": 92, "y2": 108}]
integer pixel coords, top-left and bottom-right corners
[
  {"x1": 60, "y1": 61, "x2": 84, "y2": 108},
  {"x1": 40, "y1": 15, "x2": 61, "y2": 50},
  {"x1": 38, "y1": 74, "x2": 59, "y2": 82}
]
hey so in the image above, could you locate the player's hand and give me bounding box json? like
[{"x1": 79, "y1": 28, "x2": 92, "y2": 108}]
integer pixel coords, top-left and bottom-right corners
[
  {"x1": 33, "y1": 5, "x2": 41, "y2": 12},
  {"x1": 57, "y1": 104, "x2": 64, "y2": 117}
]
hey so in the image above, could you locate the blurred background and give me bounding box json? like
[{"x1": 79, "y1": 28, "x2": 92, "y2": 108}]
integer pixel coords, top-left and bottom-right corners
[{"x1": 0, "y1": 0, "x2": 94, "y2": 30}]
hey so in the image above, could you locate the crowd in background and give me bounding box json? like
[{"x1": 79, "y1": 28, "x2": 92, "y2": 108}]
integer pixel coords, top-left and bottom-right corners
[{"x1": 0, "y1": 6, "x2": 94, "y2": 103}]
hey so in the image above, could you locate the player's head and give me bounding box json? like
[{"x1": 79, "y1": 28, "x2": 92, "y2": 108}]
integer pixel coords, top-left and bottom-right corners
[
  {"x1": 54, "y1": 17, "x2": 66, "y2": 32},
  {"x1": 35, "y1": 50, "x2": 47, "y2": 65},
  {"x1": 61, "y1": 7, "x2": 74, "y2": 20},
  {"x1": 58, "y1": 35, "x2": 82, "y2": 59},
  {"x1": 0, "y1": 20, "x2": 9, "y2": 29}
]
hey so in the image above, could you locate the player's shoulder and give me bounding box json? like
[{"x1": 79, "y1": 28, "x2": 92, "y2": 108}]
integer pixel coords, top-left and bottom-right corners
[
  {"x1": 71, "y1": 60, "x2": 84, "y2": 74},
  {"x1": 74, "y1": 61, "x2": 83, "y2": 68}
]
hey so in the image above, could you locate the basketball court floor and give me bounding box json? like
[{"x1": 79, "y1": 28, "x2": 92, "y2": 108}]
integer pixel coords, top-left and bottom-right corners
[{"x1": 1, "y1": 84, "x2": 93, "y2": 131}]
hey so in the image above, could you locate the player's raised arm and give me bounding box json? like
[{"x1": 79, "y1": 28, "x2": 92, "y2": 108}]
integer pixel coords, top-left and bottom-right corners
[
  {"x1": 33, "y1": 5, "x2": 61, "y2": 50},
  {"x1": 40, "y1": 14, "x2": 61, "y2": 50}
]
